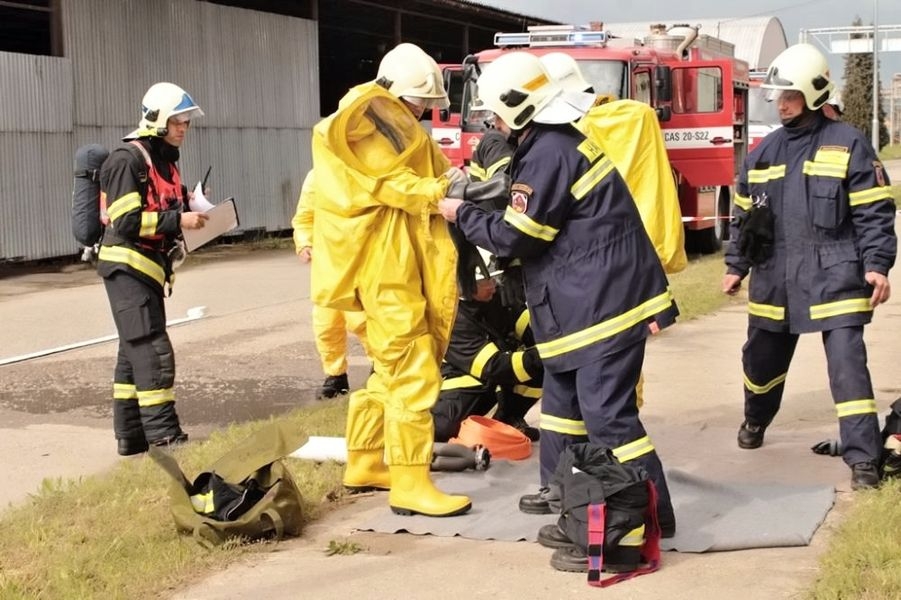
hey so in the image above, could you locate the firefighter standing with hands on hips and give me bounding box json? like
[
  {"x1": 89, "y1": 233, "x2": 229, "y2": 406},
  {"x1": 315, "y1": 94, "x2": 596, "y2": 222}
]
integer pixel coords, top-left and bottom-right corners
[
  {"x1": 292, "y1": 169, "x2": 371, "y2": 399},
  {"x1": 98, "y1": 82, "x2": 208, "y2": 456},
  {"x1": 723, "y1": 43, "x2": 896, "y2": 490},
  {"x1": 310, "y1": 43, "x2": 472, "y2": 517},
  {"x1": 438, "y1": 52, "x2": 679, "y2": 542}
]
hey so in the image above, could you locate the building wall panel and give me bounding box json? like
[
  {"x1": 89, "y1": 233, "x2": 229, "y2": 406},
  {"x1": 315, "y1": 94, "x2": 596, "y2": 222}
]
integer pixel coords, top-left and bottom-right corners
[{"x1": 1, "y1": 0, "x2": 318, "y2": 261}]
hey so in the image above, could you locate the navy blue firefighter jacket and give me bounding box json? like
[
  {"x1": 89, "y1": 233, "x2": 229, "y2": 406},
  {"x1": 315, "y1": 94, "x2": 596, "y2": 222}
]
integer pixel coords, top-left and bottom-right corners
[
  {"x1": 455, "y1": 123, "x2": 678, "y2": 373},
  {"x1": 726, "y1": 112, "x2": 896, "y2": 334}
]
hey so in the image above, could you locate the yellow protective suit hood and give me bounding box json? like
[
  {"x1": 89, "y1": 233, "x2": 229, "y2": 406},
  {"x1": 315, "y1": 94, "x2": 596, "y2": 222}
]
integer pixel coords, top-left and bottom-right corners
[
  {"x1": 310, "y1": 81, "x2": 457, "y2": 355},
  {"x1": 577, "y1": 99, "x2": 687, "y2": 274}
]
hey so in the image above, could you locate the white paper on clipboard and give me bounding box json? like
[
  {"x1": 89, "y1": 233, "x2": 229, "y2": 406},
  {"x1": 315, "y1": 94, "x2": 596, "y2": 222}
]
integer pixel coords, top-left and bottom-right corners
[{"x1": 182, "y1": 198, "x2": 239, "y2": 252}]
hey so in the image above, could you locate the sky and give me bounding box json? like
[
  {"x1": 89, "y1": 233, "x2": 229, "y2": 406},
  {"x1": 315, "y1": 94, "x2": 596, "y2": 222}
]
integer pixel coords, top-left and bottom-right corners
[{"x1": 478, "y1": 0, "x2": 901, "y2": 90}]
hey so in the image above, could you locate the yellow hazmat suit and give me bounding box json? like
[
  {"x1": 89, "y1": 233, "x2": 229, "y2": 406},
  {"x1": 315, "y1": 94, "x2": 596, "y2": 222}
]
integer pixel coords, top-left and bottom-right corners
[
  {"x1": 311, "y1": 81, "x2": 467, "y2": 515},
  {"x1": 292, "y1": 170, "x2": 370, "y2": 378},
  {"x1": 576, "y1": 99, "x2": 687, "y2": 274}
]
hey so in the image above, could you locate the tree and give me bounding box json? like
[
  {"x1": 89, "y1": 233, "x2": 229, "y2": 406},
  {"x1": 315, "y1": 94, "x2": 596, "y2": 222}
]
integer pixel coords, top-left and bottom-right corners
[{"x1": 840, "y1": 17, "x2": 890, "y2": 149}]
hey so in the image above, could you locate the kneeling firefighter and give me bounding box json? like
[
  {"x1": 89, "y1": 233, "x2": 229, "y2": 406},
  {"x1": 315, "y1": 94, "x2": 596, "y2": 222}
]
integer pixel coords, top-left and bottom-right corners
[
  {"x1": 431, "y1": 249, "x2": 544, "y2": 443},
  {"x1": 310, "y1": 43, "x2": 471, "y2": 517}
]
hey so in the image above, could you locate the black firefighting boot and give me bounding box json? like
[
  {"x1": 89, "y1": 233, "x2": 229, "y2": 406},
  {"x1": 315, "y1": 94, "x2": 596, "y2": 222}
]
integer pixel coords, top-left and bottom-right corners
[
  {"x1": 318, "y1": 373, "x2": 350, "y2": 399},
  {"x1": 537, "y1": 523, "x2": 576, "y2": 549},
  {"x1": 549, "y1": 538, "x2": 642, "y2": 573},
  {"x1": 142, "y1": 401, "x2": 187, "y2": 448},
  {"x1": 519, "y1": 486, "x2": 560, "y2": 515},
  {"x1": 737, "y1": 420, "x2": 766, "y2": 449},
  {"x1": 114, "y1": 399, "x2": 149, "y2": 456},
  {"x1": 850, "y1": 462, "x2": 880, "y2": 490}
]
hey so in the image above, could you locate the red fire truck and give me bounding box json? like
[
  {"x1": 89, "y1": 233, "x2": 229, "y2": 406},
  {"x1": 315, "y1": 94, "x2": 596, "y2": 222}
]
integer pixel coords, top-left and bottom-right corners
[{"x1": 431, "y1": 24, "x2": 750, "y2": 253}]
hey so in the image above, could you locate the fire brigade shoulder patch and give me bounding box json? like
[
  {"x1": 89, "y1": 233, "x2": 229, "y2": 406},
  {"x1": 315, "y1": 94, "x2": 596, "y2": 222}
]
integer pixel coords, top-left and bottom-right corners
[
  {"x1": 874, "y1": 160, "x2": 887, "y2": 187},
  {"x1": 510, "y1": 183, "x2": 532, "y2": 213}
]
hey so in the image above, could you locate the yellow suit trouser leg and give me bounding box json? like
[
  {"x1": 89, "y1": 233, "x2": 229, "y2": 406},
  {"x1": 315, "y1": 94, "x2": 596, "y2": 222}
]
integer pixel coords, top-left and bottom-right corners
[
  {"x1": 313, "y1": 305, "x2": 350, "y2": 377},
  {"x1": 343, "y1": 380, "x2": 390, "y2": 490},
  {"x1": 353, "y1": 287, "x2": 470, "y2": 516}
]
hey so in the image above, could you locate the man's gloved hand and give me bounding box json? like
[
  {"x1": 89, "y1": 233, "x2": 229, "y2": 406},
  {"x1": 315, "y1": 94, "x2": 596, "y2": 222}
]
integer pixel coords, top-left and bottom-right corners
[
  {"x1": 522, "y1": 346, "x2": 544, "y2": 381},
  {"x1": 499, "y1": 265, "x2": 526, "y2": 309},
  {"x1": 447, "y1": 178, "x2": 468, "y2": 200},
  {"x1": 447, "y1": 175, "x2": 511, "y2": 211},
  {"x1": 443, "y1": 167, "x2": 468, "y2": 189}
]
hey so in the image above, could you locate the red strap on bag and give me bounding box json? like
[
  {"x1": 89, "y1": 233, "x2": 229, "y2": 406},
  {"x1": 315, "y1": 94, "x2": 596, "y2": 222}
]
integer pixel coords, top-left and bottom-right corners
[{"x1": 587, "y1": 480, "x2": 661, "y2": 588}]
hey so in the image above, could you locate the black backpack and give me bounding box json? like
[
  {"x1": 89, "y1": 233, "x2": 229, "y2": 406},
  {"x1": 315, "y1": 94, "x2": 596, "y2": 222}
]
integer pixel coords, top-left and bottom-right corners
[
  {"x1": 552, "y1": 443, "x2": 661, "y2": 587},
  {"x1": 71, "y1": 144, "x2": 110, "y2": 248},
  {"x1": 71, "y1": 142, "x2": 148, "y2": 251}
]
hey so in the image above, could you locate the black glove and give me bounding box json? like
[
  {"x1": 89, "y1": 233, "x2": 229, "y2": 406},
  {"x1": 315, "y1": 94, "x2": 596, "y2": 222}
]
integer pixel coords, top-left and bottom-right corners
[
  {"x1": 810, "y1": 439, "x2": 842, "y2": 456},
  {"x1": 522, "y1": 346, "x2": 544, "y2": 381},
  {"x1": 498, "y1": 265, "x2": 526, "y2": 311},
  {"x1": 447, "y1": 175, "x2": 511, "y2": 212},
  {"x1": 738, "y1": 204, "x2": 775, "y2": 265}
]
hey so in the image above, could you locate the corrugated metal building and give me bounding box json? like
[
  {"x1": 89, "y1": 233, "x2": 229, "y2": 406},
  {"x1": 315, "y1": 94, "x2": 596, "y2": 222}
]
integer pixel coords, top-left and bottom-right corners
[{"x1": 0, "y1": 0, "x2": 547, "y2": 262}]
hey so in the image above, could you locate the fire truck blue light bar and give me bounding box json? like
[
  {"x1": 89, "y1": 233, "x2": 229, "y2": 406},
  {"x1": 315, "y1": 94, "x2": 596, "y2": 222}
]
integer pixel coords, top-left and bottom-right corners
[{"x1": 494, "y1": 30, "x2": 608, "y2": 48}]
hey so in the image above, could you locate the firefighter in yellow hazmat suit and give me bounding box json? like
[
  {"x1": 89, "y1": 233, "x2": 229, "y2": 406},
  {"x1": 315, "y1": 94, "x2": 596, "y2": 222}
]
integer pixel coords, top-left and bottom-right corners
[
  {"x1": 310, "y1": 43, "x2": 472, "y2": 517},
  {"x1": 539, "y1": 52, "x2": 687, "y2": 275},
  {"x1": 292, "y1": 170, "x2": 371, "y2": 399}
]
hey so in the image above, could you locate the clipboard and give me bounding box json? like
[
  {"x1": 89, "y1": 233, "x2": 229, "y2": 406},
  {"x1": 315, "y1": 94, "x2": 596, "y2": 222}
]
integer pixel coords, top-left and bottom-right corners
[{"x1": 182, "y1": 198, "x2": 240, "y2": 252}]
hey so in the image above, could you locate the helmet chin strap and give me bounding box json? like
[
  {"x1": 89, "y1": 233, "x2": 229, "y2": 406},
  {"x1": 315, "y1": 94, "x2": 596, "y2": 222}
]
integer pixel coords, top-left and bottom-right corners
[
  {"x1": 782, "y1": 106, "x2": 816, "y2": 129},
  {"x1": 507, "y1": 128, "x2": 524, "y2": 148}
]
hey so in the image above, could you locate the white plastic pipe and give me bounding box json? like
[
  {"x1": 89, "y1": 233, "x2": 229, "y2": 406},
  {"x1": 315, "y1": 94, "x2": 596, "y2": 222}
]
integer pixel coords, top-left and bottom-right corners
[{"x1": 0, "y1": 306, "x2": 207, "y2": 366}]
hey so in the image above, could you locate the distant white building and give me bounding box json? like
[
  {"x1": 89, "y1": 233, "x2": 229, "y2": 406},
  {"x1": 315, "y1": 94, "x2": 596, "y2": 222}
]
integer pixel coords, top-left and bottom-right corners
[{"x1": 600, "y1": 17, "x2": 789, "y2": 71}]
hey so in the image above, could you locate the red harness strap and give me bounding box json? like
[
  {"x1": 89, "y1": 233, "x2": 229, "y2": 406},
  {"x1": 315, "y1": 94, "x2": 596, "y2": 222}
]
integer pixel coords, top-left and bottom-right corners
[{"x1": 587, "y1": 480, "x2": 661, "y2": 588}]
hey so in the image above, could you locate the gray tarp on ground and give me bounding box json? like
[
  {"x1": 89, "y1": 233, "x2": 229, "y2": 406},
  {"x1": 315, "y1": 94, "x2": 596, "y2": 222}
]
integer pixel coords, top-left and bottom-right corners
[{"x1": 356, "y1": 455, "x2": 835, "y2": 553}]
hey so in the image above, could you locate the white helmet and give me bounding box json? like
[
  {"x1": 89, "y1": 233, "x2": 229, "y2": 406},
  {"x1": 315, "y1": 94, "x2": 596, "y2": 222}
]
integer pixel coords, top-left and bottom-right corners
[
  {"x1": 474, "y1": 52, "x2": 563, "y2": 130},
  {"x1": 475, "y1": 247, "x2": 503, "y2": 281},
  {"x1": 376, "y1": 43, "x2": 449, "y2": 109},
  {"x1": 540, "y1": 52, "x2": 591, "y2": 93},
  {"x1": 761, "y1": 43, "x2": 834, "y2": 110},
  {"x1": 127, "y1": 82, "x2": 204, "y2": 139}
]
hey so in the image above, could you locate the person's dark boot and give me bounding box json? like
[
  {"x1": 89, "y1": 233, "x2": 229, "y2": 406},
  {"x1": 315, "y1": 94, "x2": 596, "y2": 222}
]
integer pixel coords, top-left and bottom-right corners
[
  {"x1": 537, "y1": 524, "x2": 575, "y2": 549},
  {"x1": 519, "y1": 486, "x2": 559, "y2": 514},
  {"x1": 318, "y1": 373, "x2": 349, "y2": 399},
  {"x1": 117, "y1": 437, "x2": 150, "y2": 456},
  {"x1": 148, "y1": 431, "x2": 189, "y2": 448},
  {"x1": 737, "y1": 420, "x2": 766, "y2": 449},
  {"x1": 549, "y1": 544, "x2": 640, "y2": 574},
  {"x1": 850, "y1": 462, "x2": 880, "y2": 490}
]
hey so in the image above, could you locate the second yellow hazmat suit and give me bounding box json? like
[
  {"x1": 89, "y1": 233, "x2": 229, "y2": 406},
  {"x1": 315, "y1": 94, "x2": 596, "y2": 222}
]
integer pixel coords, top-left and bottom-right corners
[
  {"x1": 576, "y1": 99, "x2": 687, "y2": 275},
  {"x1": 311, "y1": 79, "x2": 470, "y2": 516},
  {"x1": 292, "y1": 170, "x2": 370, "y2": 383}
]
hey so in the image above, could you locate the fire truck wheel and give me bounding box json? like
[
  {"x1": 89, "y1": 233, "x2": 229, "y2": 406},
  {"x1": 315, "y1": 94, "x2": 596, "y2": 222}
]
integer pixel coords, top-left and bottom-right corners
[{"x1": 689, "y1": 228, "x2": 722, "y2": 255}]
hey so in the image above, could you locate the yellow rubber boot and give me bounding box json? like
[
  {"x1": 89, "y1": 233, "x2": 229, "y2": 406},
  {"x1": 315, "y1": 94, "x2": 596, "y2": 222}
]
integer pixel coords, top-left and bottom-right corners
[
  {"x1": 388, "y1": 465, "x2": 472, "y2": 517},
  {"x1": 344, "y1": 449, "x2": 391, "y2": 492}
]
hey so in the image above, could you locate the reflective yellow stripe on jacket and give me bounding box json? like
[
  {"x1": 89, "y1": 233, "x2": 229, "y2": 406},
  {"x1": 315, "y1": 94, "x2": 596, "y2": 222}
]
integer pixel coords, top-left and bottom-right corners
[
  {"x1": 536, "y1": 290, "x2": 674, "y2": 360},
  {"x1": 98, "y1": 246, "x2": 166, "y2": 286}
]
